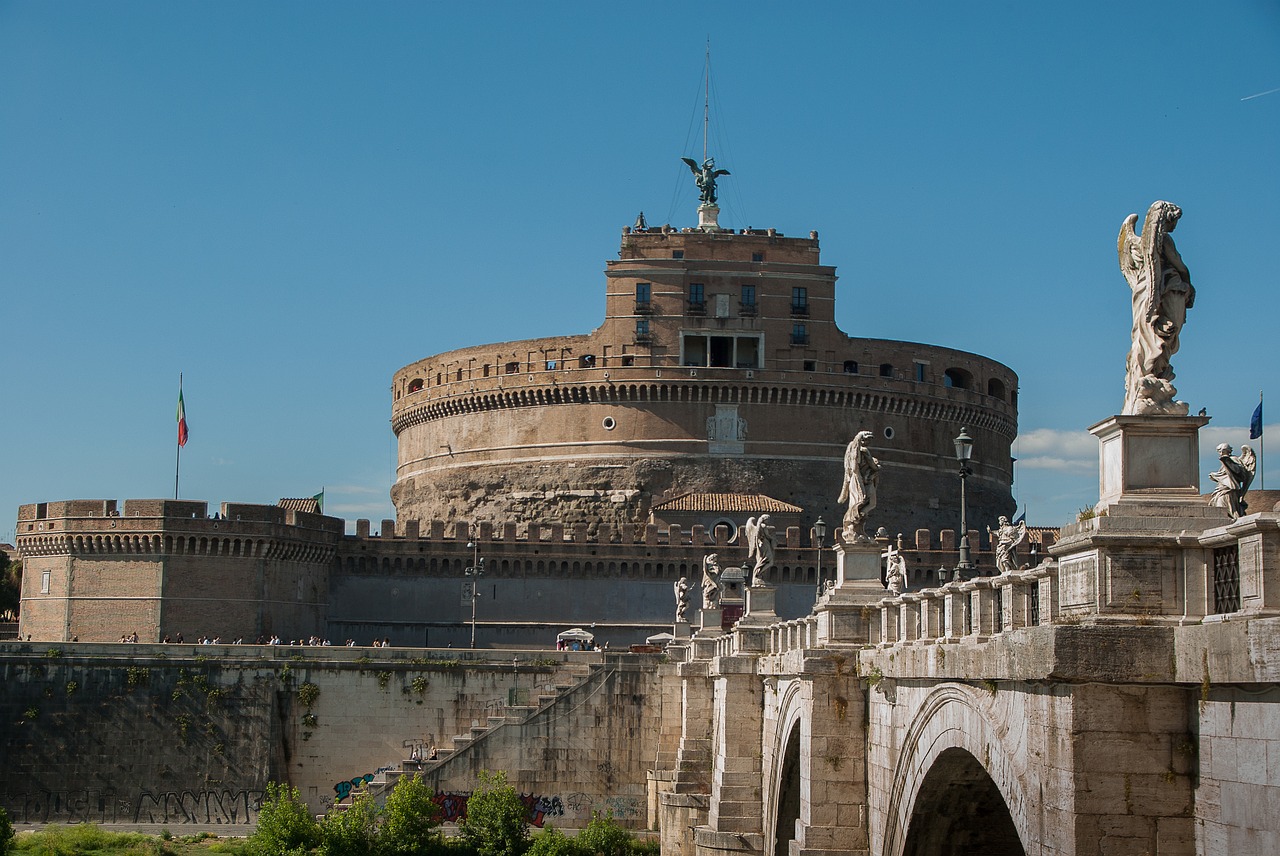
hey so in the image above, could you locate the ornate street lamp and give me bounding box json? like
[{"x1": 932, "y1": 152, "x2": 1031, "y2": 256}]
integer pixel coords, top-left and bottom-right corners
[
  {"x1": 465, "y1": 539, "x2": 485, "y2": 649},
  {"x1": 954, "y1": 428, "x2": 975, "y2": 578},
  {"x1": 813, "y1": 516, "x2": 827, "y2": 598}
]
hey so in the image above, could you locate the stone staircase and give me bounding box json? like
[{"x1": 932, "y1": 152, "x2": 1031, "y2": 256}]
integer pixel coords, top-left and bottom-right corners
[{"x1": 328, "y1": 661, "x2": 599, "y2": 812}]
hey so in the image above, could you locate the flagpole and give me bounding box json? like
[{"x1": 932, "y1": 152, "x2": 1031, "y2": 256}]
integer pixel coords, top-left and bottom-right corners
[
  {"x1": 1260, "y1": 391, "x2": 1265, "y2": 490},
  {"x1": 175, "y1": 373, "x2": 183, "y2": 500}
]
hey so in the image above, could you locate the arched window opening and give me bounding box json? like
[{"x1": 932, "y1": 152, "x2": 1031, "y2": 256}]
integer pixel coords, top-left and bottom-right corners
[{"x1": 944, "y1": 368, "x2": 973, "y2": 390}]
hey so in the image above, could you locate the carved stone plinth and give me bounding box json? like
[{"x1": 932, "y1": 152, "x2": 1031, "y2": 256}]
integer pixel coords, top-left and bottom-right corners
[
  {"x1": 743, "y1": 584, "x2": 776, "y2": 620},
  {"x1": 830, "y1": 542, "x2": 885, "y2": 598},
  {"x1": 1092, "y1": 414, "x2": 1210, "y2": 512},
  {"x1": 698, "y1": 204, "x2": 720, "y2": 230},
  {"x1": 674, "y1": 620, "x2": 692, "y2": 639},
  {"x1": 697, "y1": 608, "x2": 724, "y2": 634}
]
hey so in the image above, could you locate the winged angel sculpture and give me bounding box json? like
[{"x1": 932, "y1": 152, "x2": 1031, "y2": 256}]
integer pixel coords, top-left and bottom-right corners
[
  {"x1": 744, "y1": 515, "x2": 776, "y2": 587},
  {"x1": 1118, "y1": 201, "x2": 1196, "y2": 415},
  {"x1": 682, "y1": 157, "x2": 731, "y2": 206}
]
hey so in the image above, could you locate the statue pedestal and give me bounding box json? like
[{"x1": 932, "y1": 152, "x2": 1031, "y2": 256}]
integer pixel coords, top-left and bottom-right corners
[
  {"x1": 698, "y1": 204, "x2": 720, "y2": 230},
  {"x1": 1092, "y1": 414, "x2": 1210, "y2": 512},
  {"x1": 813, "y1": 542, "x2": 886, "y2": 645},
  {"x1": 673, "y1": 621, "x2": 691, "y2": 639},
  {"x1": 743, "y1": 584, "x2": 776, "y2": 621},
  {"x1": 697, "y1": 608, "x2": 724, "y2": 634}
]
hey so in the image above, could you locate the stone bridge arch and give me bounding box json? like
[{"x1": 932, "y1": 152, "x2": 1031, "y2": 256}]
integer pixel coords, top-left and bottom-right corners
[
  {"x1": 765, "y1": 681, "x2": 806, "y2": 856},
  {"x1": 878, "y1": 684, "x2": 1033, "y2": 856}
]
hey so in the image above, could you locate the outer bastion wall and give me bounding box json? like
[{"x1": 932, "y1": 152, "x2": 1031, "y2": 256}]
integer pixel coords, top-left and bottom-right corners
[{"x1": 0, "y1": 643, "x2": 656, "y2": 827}]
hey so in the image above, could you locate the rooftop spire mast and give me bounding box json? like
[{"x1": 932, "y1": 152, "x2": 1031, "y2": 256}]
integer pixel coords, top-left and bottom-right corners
[{"x1": 704, "y1": 39, "x2": 710, "y2": 163}]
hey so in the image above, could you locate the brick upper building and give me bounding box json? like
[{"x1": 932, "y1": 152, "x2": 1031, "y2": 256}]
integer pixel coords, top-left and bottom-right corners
[{"x1": 391, "y1": 220, "x2": 1019, "y2": 536}]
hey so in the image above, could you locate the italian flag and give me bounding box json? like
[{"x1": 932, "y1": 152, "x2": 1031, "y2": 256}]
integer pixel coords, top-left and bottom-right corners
[{"x1": 176, "y1": 388, "x2": 189, "y2": 447}]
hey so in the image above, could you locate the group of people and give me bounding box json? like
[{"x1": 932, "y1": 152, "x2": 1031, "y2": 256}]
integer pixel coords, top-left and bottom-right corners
[
  {"x1": 556, "y1": 638, "x2": 601, "y2": 651},
  {"x1": 407, "y1": 744, "x2": 440, "y2": 766}
]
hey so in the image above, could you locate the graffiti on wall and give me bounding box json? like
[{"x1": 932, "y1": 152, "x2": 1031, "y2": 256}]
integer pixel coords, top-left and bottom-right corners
[
  {"x1": 133, "y1": 789, "x2": 264, "y2": 824},
  {"x1": 430, "y1": 791, "x2": 565, "y2": 828},
  {"x1": 5, "y1": 788, "x2": 263, "y2": 825},
  {"x1": 334, "y1": 774, "x2": 374, "y2": 801},
  {"x1": 565, "y1": 792, "x2": 642, "y2": 820},
  {"x1": 333, "y1": 765, "x2": 395, "y2": 801}
]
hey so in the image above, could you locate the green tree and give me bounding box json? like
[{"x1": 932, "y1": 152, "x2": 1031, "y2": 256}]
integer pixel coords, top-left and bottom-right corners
[
  {"x1": 382, "y1": 773, "x2": 443, "y2": 856},
  {"x1": 460, "y1": 770, "x2": 530, "y2": 856},
  {"x1": 576, "y1": 812, "x2": 631, "y2": 856},
  {"x1": 320, "y1": 791, "x2": 380, "y2": 856},
  {"x1": 251, "y1": 782, "x2": 322, "y2": 855},
  {"x1": 0, "y1": 805, "x2": 13, "y2": 856},
  {"x1": 0, "y1": 554, "x2": 20, "y2": 619}
]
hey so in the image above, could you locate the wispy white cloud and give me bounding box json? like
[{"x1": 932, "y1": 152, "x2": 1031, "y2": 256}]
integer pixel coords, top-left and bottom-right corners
[{"x1": 1014, "y1": 428, "x2": 1097, "y2": 472}]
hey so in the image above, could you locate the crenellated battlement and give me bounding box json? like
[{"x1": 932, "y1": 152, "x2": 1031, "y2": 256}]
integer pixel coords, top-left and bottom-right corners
[{"x1": 15, "y1": 499, "x2": 342, "y2": 561}]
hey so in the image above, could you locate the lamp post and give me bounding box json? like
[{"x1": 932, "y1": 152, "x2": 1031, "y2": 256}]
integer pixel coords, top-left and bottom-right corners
[
  {"x1": 954, "y1": 428, "x2": 975, "y2": 578},
  {"x1": 465, "y1": 539, "x2": 485, "y2": 649},
  {"x1": 813, "y1": 516, "x2": 827, "y2": 598}
]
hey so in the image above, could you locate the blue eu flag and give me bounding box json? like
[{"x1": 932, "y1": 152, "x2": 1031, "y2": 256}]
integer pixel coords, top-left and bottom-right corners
[{"x1": 1250, "y1": 400, "x2": 1263, "y2": 440}]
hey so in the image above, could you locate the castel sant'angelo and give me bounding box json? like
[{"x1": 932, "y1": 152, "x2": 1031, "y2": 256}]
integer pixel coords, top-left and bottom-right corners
[
  {"x1": 390, "y1": 173, "x2": 1018, "y2": 537},
  {"x1": 15, "y1": 162, "x2": 1020, "y2": 647}
]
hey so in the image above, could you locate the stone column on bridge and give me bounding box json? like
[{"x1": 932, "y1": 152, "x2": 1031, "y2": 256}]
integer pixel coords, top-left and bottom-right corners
[
  {"x1": 696, "y1": 649, "x2": 766, "y2": 856},
  {"x1": 658, "y1": 636, "x2": 718, "y2": 856},
  {"x1": 787, "y1": 673, "x2": 869, "y2": 856}
]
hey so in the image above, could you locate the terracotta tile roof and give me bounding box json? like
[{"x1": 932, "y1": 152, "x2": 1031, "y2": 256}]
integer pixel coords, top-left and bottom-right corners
[
  {"x1": 278, "y1": 497, "x2": 321, "y2": 514},
  {"x1": 651, "y1": 492, "x2": 803, "y2": 514}
]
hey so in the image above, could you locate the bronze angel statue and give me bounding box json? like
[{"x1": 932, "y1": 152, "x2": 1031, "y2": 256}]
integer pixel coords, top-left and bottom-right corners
[
  {"x1": 682, "y1": 157, "x2": 730, "y2": 206},
  {"x1": 1118, "y1": 201, "x2": 1195, "y2": 415}
]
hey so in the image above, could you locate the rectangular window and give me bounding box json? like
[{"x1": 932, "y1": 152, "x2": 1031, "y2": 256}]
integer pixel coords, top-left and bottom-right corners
[
  {"x1": 914, "y1": 362, "x2": 927, "y2": 382},
  {"x1": 689, "y1": 283, "x2": 705, "y2": 305},
  {"x1": 635, "y1": 282, "x2": 650, "y2": 303},
  {"x1": 672, "y1": 250, "x2": 684, "y2": 259},
  {"x1": 791, "y1": 322, "x2": 808, "y2": 345},
  {"x1": 681, "y1": 333, "x2": 762, "y2": 369},
  {"x1": 636, "y1": 319, "x2": 650, "y2": 338},
  {"x1": 505, "y1": 361, "x2": 520, "y2": 374},
  {"x1": 741, "y1": 285, "x2": 756, "y2": 306},
  {"x1": 41, "y1": 571, "x2": 51, "y2": 594},
  {"x1": 752, "y1": 252, "x2": 764, "y2": 262},
  {"x1": 791, "y1": 287, "x2": 809, "y2": 314}
]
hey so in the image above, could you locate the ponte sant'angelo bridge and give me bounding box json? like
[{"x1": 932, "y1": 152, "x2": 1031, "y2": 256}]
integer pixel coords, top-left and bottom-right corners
[
  {"x1": 653, "y1": 471, "x2": 1279, "y2": 856},
  {"x1": 647, "y1": 200, "x2": 1279, "y2": 856}
]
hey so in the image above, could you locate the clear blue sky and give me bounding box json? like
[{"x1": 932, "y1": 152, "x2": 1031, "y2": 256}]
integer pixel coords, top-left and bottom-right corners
[{"x1": 2, "y1": 2, "x2": 1278, "y2": 540}]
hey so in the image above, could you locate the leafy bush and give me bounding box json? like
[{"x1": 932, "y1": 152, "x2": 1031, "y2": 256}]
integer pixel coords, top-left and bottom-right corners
[
  {"x1": 319, "y1": 792, "x2": 380, "y2": 856},
  {"x1": 251, "y1": 782, "x2": 321, "y2": 855},
  {"x1": 382, "y1": 774, "x2": 442, "y2": 856},
  {"x1": 525, "y1": 826, "x2": 577, "y2": 856},
  {"x1": 460, "y1": 771, "x2": 529, "y2": 856},
  {"x1": 0, "y1": 807, "x2": 12, "y2": 856},
  {"x1": 576, "y1": 812, "x2": 631, "y2": 856}
]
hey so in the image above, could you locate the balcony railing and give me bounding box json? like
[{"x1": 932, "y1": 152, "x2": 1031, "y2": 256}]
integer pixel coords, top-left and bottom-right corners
[
  {"x1": 686, "y1": 301, "x2": 706, "y2": 316},
  {"x1": 739, "y1": 303, "x2": 758, "y2": 317},
  {"x1": 790, "y1": 304, "x2": 810, "y2": 317},
  {"x1": 634, "y1": 301, "x2": 653, "y2": 315}
]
